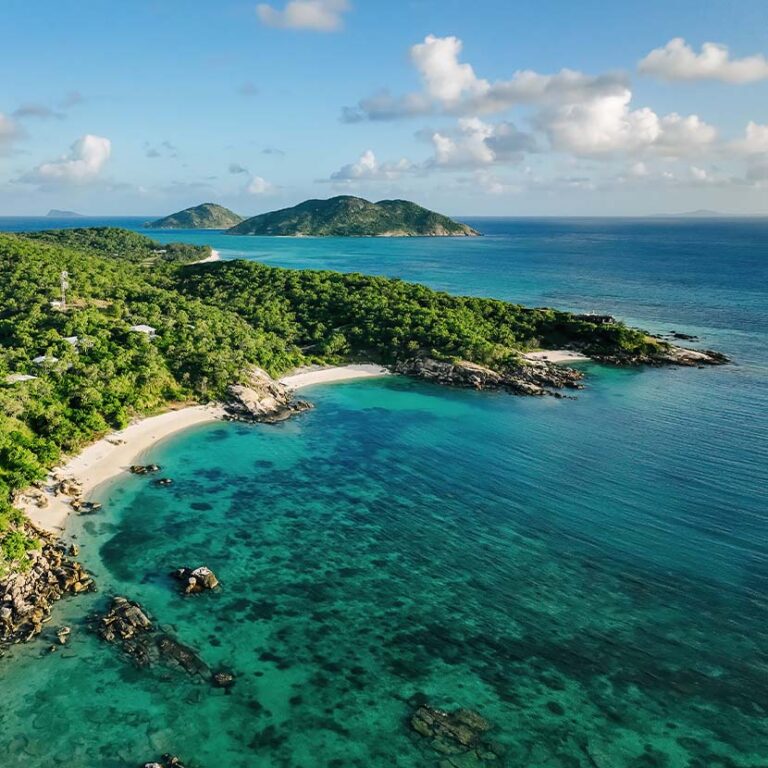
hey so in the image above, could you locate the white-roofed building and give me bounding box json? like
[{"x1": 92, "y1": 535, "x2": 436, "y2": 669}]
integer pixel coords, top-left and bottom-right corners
[
  {"x1": 5, "y1": 374, "x2": 38, "y2": 383},
  {"x1": 32, "y1": 355, "x2": 59, "y2": 365},
  {"x1": 64, "y1": 335, "x2": 79, "y2": 346},
  {"x1": 129, "y1": 324, "x2": 157, "y2": 338}
]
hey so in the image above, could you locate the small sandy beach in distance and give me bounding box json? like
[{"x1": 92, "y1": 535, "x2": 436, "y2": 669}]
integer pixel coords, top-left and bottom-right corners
[
  {"x1": 280, "y1": 363, "x2": 391, "y2": 389},
  {"x1": 18, "y1": 404, "x2": 225, "y2": 534},
  {"x1": 524, "y1": 349, "x2": 590, "y2": 363},
  {"x1": 195, "y1": 248, "x2": 221, "y2": 264}
]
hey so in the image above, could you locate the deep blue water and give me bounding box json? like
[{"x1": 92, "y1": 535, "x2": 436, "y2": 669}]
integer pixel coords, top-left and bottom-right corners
[{"x1": 0, "y1": 217, "x2": 766, "y2": 767}]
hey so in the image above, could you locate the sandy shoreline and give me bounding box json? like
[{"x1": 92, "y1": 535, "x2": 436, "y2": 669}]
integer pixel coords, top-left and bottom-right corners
[
  {"x1": 280, "y1": 363, "x2": 390, "y2": 389},
  {"x1": 524, "y1": 349, "x2": 590, "y2": 363},
  {"x1": 17, "y1": 365, "x2": 390, "y2": 535},
  {"x1": 195, "y1": 248, "x2": 221, "y2": 264},
  {"x1": 18, "y1": 404, "x2": 225, "y2": 534}
]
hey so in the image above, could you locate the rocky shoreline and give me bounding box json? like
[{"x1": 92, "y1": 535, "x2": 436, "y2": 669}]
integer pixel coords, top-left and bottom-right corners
[
  {"x1": 223, "y1": 366, "x2": 313, "y2": 423},
  {"x1": 393, "y1": 357, "x2": 585, "y2": 397},
  {"x1": 0, "y1": 529, "x2": 93, "y2": 651}
]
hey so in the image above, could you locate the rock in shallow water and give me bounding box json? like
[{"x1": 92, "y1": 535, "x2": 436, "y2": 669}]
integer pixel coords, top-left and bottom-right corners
[
  {"x1": 171, "y1": 566, "x2": 219, "y2": 594},
  {"x1": 410, "y1": 704, "x2": 503, "y2": 766}
]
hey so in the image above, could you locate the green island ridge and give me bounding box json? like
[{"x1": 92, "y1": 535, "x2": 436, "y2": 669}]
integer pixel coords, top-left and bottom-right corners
[
  {"x1": 0, "y1": 227, "x2": 725, "y2": 577},
  {"x1": 146, "y1": 203, "x2": 244, "y2": 230},
  {"x1": 228, "y1": 196, "x2": 481, "y2": 237}
]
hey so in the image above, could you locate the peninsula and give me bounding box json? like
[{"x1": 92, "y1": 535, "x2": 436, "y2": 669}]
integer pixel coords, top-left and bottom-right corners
[
  {"x1": 0, "y1": 226, "x2": 726, "y2": 645},
  {"x1": 146, "y1": 203, "x2": 243, "y2": 230},
  {"x1": 228, "y1": 196, "x2": 481, "y2": 237}
]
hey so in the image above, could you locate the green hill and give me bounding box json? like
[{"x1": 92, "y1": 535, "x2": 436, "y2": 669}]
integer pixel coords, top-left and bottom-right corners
[
  {"x1": 228, "y1": 196, "x2": 480, "y2": 237},
  {"x1": 147, "y1": 203, "x2": 243, "y2": 230}
]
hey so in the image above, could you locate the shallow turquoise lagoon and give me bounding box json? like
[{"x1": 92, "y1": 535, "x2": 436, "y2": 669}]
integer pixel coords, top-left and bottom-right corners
[{"x1": 0, "y1": 217, "x2": 766, "y2": 766}]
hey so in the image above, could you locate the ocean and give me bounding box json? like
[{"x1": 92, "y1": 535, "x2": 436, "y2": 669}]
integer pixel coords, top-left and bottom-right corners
[{"x1": 0, "y1": 217, "x2": 766, "y2": 767}]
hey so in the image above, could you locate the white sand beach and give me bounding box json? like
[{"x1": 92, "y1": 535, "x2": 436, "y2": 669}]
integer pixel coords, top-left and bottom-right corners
[
  {"x1": 524, "y1": 350, "x2": 590, "y2": 363},
  {"x1": 280, "y1": 364, "x2": 391, "y2": 389},
  {"x1": 195, "y1": 248, "x2": 221, "y2": 264},
  {"x1": 18, "y1": 404, "x2": 225, "y2": 534}
]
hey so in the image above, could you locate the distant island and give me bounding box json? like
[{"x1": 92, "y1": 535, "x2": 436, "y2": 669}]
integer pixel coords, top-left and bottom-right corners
[
  {"x1": 652, "y1": 209, "x2": 727, "y2": 218},
  {"x1": 47, "y1": 209, "x2": 83, "y2": 218},
  {"x1": 146, "y1": 203, "x2": 243, "y2": 230},
  {"x1": 228, "y1": 196, "x2": 481, "y2": 237}
]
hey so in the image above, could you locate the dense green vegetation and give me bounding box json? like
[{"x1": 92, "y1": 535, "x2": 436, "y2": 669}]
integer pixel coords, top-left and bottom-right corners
[
  {"x1": 0, "y1": 227, "x2": 658, "y2": 572},
  {"x1": 147, "y1": 203, "x2": 243, "y2": 230},
  {"x1": 228, "y1": 196, "x2": 480, "y2": 237}
]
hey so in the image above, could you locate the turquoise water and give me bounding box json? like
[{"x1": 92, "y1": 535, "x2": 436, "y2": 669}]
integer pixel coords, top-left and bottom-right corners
[{"x1": 0, "y1": 218, "x2": 766, "y2": 766}]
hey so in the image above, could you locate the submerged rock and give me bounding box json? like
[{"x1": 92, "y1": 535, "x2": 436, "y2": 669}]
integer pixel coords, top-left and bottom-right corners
[
  {"x1": 394, "y1": 356, "x2": 583, "y2": 397},
  {"x1": 224, "y1": 367, "x2": 313, "y2": 423},
  {"x1": 96, "y1": 596, "x2": 213, "y2": 682},
  {"x1": 171, "y1": 566, "x2": 219, "y2": 594},
  {"x1": 211, "y1": 670, "x2": 236, "y2": 689},
  {"x1": 409, "y1": 705, "x2": 501, "y2": 766}
]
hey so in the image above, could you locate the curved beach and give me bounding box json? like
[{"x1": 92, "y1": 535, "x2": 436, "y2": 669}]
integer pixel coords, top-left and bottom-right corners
[{"x1": 17, "y1": 365, "x2": 389, "y2": 535}]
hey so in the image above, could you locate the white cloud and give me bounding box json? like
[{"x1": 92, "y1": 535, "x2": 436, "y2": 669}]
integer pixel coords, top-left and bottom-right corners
[
  {"x1": 342, "y1": 34, "x2": 628, "y2": 121},
  {"x1": 21, "y1": 134, "x2": 111, "y2": 184},
  {"x1": 538, "y1": 88, "x2": 716, "y2": 157},
  {"x1": 411, "y1": 35, "x2": 488, "y2": 104},
  {"x1": 428, "y1": 117, "x2": 535, "y2": 168},
  {"x1": 639, "y1": 38, "x2": 768, "y2": 83},
  {"x1": 655, "y1": 113, "x2": 718, "y2": 156},
  {"x1": 246, "y1": 175, "x2": 275, "y2": 194},
  {"x1": 257, "y1": 0, "x2": 350, "y2": 31},
  {"x1": 732, "y1": 121, "x2": 768, "y2": 154},
  {"x1": 330, "y1": 149, "x2": 412, "y2": 181}
]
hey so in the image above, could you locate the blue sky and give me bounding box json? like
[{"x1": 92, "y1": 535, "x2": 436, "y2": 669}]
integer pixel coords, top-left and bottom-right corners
[{"x1": 2, "y1": 0, "x2": 768, "y2": 215}]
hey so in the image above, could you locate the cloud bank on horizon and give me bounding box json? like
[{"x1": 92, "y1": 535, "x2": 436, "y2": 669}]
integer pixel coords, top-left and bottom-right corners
[{"x1": 2, "y1": 0, "x2": 767, "y2": 215}]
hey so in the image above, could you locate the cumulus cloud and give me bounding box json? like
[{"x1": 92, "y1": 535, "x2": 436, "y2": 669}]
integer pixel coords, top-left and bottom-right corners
[
  {"x1": 21, "y1": 134, "x2": 111, "y2": 184},
  {"x1": 639, "y1": 38, "x2": 768, "y2": 83},
  {"x1": 257, "y1": 0, "x2": 350, "y2": 31},
  {"x1": 537, "y1": 88, "x2": 716, "y2": 157},
  {"x1": 342, "y1": 34, "x2": 629, "y2": 121},
  {"x1": 246, "y1": 175, "x2": 275, "y2": 194},
  {"x1": 732, "y1": 121, "x2": 768, "y2": 154},
  {"x1": 329, "y1": 149, "x2": 413, "y2": 181},
  {"x1": 428, "y1": 117, "x2": 535, "y2": 168}
]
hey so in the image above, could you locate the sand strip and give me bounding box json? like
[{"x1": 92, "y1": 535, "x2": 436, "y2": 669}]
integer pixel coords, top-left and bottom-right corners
[
  {"x1": 280, "y1": 364, "x2": 390, "y2": 390},
  {"x1": 17, "y1": 404, "x2": 224, "y2": 534},
  {"x1": 195, "y1": 248, "x2": 221, "y2": 264},
  {"x1": 524, "y1": 350, "x2": 590, "y2": 363}
]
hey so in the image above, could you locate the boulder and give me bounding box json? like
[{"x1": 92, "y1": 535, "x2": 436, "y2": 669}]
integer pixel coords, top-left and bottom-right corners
[
  {"x1": 171, "y1": 566, "x2": 219, "y2": 594},
  {"x1": 224, "y1": 367, "x2": 313, "y2": 424}
]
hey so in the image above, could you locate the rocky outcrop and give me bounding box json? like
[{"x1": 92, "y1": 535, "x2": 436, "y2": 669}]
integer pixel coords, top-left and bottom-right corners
[
  {"x1": 393, "y1": 357, "x2": 584, "y2": 397},
  {"x1": 0, "y1": 534, "x2": 94, "y2": 648},
  {"x1": 96, "y1": 596, "x2": 221, "y2": 684},
  {"x1": 224, "y1": 367, "x2": 312, "y2": 423},
  {"x1": 409, "y1": 704, "x2": 505, "y2": 766},
  {"x1": 595, "y1": 345, "x2": 728, "y2": 367},
  {"x1": 171, "y1": 566, "x2": 219, "y2": 594}
]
